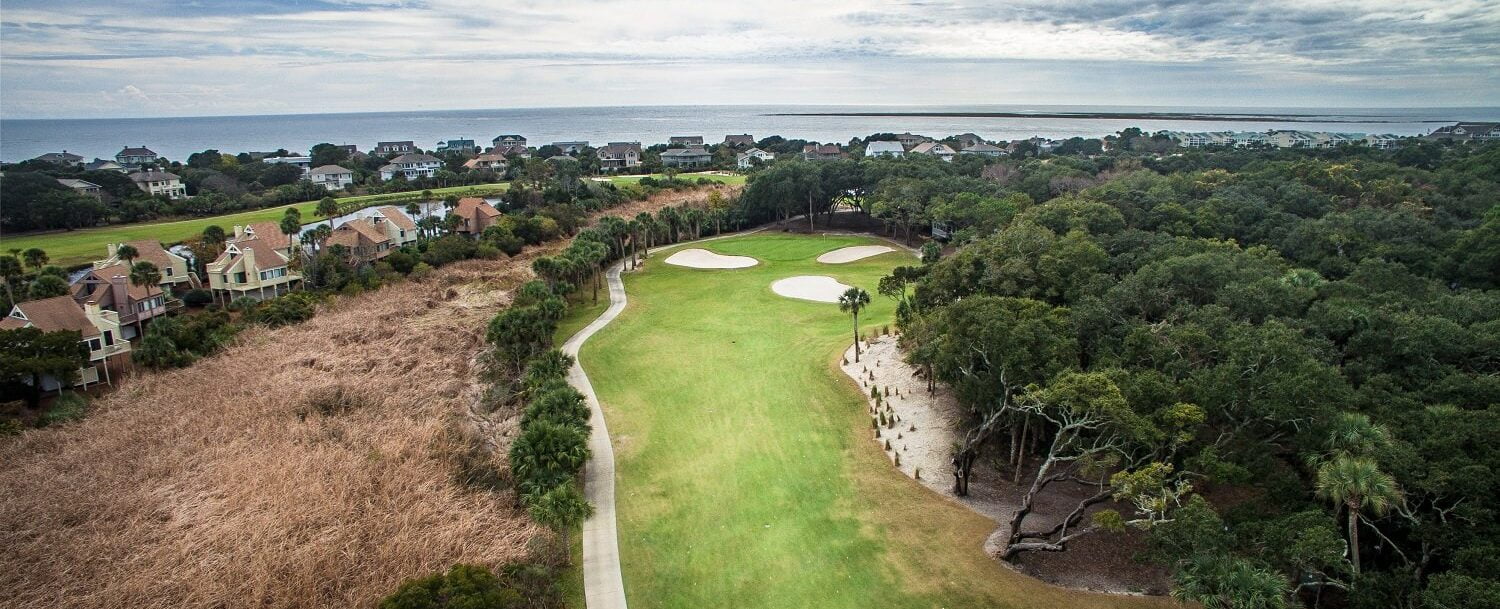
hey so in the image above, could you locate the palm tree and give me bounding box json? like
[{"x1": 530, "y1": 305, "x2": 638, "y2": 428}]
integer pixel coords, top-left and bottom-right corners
[
  {"x1": 129, "y1": 261, "x2": 163, "y2": 337},
  {"x1": 202, "y1": 224, "x2": 227, "y2": 247},
  {"x1": 838, "y1": 287, "x2": 871, "y2": 362},
  {"x1": 115, "y1": 244, "x2": 139, "y2": 268},
  {"x1": 1316, "y1": 455, "x2": 1400, "y2": 575},
  {"x1": 0, "y1": 255, "x2": 24, "y2": 305},
  {"x1": 22, "y1": 248, "x2": 48, "y2": 270},
  {"x1": 527, "y1": 483, "x2": 594, "y2": 564},
  {"x1": 315, "y1": 196, "x2": 340, "y2": 222},
  {"x1": 404, "y1": 200, "x2": 421, "y2": 220}
]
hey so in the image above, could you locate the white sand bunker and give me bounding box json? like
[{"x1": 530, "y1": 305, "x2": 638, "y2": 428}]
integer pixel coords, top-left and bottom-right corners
[
  {"x1": 770, "y1": 275, "x2": 853, "y2": 303},
  {"x1": 817, "y1": 245, "x2": 896, "y2": 264},
  {"x1": 664, "y1": 248, "x2": 758, "y2": 269}
]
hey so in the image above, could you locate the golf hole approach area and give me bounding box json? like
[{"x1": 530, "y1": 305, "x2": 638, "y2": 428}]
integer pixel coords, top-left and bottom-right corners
[{"x1": 574, "y1": 233, "x2": 1164, "y2": 609}]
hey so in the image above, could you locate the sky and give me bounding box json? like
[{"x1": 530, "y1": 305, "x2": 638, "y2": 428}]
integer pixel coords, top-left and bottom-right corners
[{"x1": 1, "y1": 0, "x2": 1497, "y2": 118}]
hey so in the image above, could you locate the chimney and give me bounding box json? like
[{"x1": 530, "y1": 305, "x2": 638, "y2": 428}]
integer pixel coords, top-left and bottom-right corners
[
  {"x1": 84, "y1": 300, "x2": 100, "y2": 319},
  {"x1": 110, "y1": 275, "x2": 128, "y2": 311},
  {"x1": 233, "y1": 225, "x2": 245, "y2": 239},
  {"x1": 106, "y1": 243, "x2": 118, "y2": 258}
]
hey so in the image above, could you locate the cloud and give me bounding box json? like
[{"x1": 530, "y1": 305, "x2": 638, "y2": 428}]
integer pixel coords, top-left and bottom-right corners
[{"x1": 0, "y1": 0, "x2": 1496, "y2": 117}]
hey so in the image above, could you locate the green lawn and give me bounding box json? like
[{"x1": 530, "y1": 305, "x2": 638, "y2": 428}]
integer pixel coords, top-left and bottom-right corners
[
  {"x1": 0, "y1": 183, "x2": 508, "y2": 268},
  {"x1": 579, "y1": 233, "x2": 1164, "y2": 609},
  {"x1": 605, "y1": 173, "x2": 746, "y2": 187}
]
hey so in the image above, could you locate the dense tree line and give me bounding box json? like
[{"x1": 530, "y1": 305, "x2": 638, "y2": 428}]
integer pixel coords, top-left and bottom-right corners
[{"x1": 871, "y1": 142, "x2": 1500, "y2": 607}]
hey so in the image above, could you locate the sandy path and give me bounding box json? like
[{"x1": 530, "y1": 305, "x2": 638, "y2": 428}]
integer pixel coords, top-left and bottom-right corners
[
  {"x1": 663, "y1": 248, "x2": 757, "y2": 269},
  {"x1": 770, "y1": 275, "x2": 852, "y2": 302},
  {"x1": 817, "y1": 245, "x2": 896, "y2": 263}
]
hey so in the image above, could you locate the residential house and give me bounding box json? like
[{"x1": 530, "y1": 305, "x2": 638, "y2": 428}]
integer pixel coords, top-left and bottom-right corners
[
  {"x1": 328, "y1": 218, "x2": 393, "y2": 263},
  {"x1": 58, "y1": 178, "x2": 104, "y2": 200},
  {"x1": 492, "y1": 135, "x2": 527, "y2": 151},
  {"x1": 116, "y1": 146, "x2": 160, "y2": 168},
  {"x1": 802, "y1": 144, "x2": 845, "y2": 161},
  {"x1": 463, "y1": 152, "x2": 509, "y2": 172},
  {"x1": 129, "y1": 170, "x2": 187, "y2": 199},
  {"x1": 597, "y1": 142, "x2": 642, "y2": 171},
  {"x1": 723, "y1": 134, "x2": 755, "y2": 147},
  {"x1": 668, "y1": 136, "x2": 704, "y2": 146},
  {"x1": 1228, "y1": 132, "x2": 1269, "y2": 147},
  {"x1": 85, "y1": 158, "x2": 127, "y2": 172},
  {"x1": 908, "y1": 142, "x2": 956, "y2": 162},
  {"x1": 307, "y1": 165, "x2": 355, "y2": 190},
  {"x1": 451, "y1": 197, "x2": 502, "y2": 236},
  {"x1": 206, "y1": 225, "x2": 301, "y2": 300},
  {"x1": 662, "y1": 147, "x2": 712, "y2": 168},
  {"x1": 379, "y1": 153, "x2": 443, "y2": 180},
  {"x1": 492, "y1": 143, "x2": 532, "y2": 159},
  {"x1": 1173, "y1": 132, "x2": 1231, "y2": 147},
  {"x1": 1, "y1": 296, "x2": 130, "y2": 389},
  {"x1": 552, "y1": 141, "x2": 590, "y2": 154},
  {"x1": 864, "y1": 141, "x2": 906, "y2": 158},
  {"x1": 336, "y1": 144, "x2": 360, "y2": 155},
  {"x1": 238, "y1": 221, "x2": 298, "y2": 259},
  {"x1": 435, "y1": 139, "x2": 478, "y2": 154},
  {"x1": 896, "y1": 133, "x2": 928, "y2": 148},
  {"x1": 736, "y1": 148, "x2": 775, "y2": 169},
  {"x1": 33, "y1": 151, "x2": 84, "y2": 167},
  {"x1": 374, "y1": 206, "x2": 419, "y2": 248},
  {"x1": 70, "y1": 263, "x2": 167, "y2": 340},
  {"x1": 961, "y1": 142, "x2": 1006, "y2": 157},
  {"x1": 952, "y1": 133, "x2": 986, "y2": 148},
  {"x1": 94, "y1": 241, "x2": 197, "y2": 291},
  {"x1": 263, "y1": 155, "x2": 313, "y2": 173},
  {"x1": 375, "y1": 141, "x2": 416, "y2": 156},
  {"x1": 1364, "y1": 134, "x2": 1403, "y2": 149},
  {"x1": 1266, "y1": 130, "x2": 1316, "y2": 148},
  {"x1": 1424, "y1": 122, "x2": 1500, "y2": 141}
]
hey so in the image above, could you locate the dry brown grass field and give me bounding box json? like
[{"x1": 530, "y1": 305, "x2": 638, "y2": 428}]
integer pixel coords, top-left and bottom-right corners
[{"x1": 0, "y1": 185, "x2": 736, "y2": 609}]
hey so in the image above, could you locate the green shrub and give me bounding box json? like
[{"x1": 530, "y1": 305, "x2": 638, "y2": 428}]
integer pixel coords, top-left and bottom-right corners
[
  {"x1": 228, "y1": 296, "x2": 258, "y2": 312},
  {"x1": 379, "y1": 564, "x2": 524, "y2": 609},
  {"x1": 247, "y1": 293, "x2": 319, "y2": 327},
  {"x1": 182, "y1": 289, "x2": 214, "y2": 306},
  {"x1": 409, "y1": 262, "x2": 434, "y2": 280},
  {"x1": 385, "y1": 250, "x2": 419, "y2": 274},
  {"x1": 38, "y1": 391, "x2": 88, "y2": 427}
]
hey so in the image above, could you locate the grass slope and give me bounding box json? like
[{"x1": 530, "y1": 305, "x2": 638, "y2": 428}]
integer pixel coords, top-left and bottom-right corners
[
  {"x1": 0, "y1": 183, "x2": 508, "y2": 268},
  {"x1": 579, "y1": 233, "x2": 1165, "y2": 609}
]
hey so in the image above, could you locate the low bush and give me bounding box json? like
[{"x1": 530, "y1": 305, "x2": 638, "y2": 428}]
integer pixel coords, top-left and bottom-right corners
[{"x1": 182, "y1": 289, "x2": 214, "y2": 307}]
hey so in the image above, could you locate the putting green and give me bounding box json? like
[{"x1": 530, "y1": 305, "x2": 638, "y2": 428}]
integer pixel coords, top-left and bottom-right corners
[{"x1": 578, "y1": 233, "x2": 1164, "y2": 609}]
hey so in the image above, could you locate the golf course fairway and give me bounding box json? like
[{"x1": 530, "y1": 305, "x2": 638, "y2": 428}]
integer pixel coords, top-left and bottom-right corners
[{"x1": 577, "y1": 233, "x2": 1165, "y2": 609}]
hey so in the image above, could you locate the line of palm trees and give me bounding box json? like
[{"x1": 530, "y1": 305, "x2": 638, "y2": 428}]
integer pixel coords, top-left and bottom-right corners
[{"x1": 530, "y1": 202, "x2": 746, "y2": 297}]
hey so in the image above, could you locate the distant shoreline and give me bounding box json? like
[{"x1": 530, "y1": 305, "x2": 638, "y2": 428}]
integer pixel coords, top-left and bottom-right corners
[{"x1": 765, "y1": 111, "x2": 1453, "y2": 124}]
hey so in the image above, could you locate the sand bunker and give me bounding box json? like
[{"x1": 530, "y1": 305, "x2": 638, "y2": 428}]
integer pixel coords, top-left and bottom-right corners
[
  {"x1": 817, "y1": 245, "x2": 896, "y2": 264},
  {"x1": 664, "y1": 248, "x2": 758, "y2": 269},
  {"x1": 770, "y1": 275, "x2": 853, "y2": 303}
]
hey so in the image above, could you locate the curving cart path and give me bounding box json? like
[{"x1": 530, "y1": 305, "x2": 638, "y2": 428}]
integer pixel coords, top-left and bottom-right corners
[{"x1": 562, "y1": 261, "x2": 630, "y2": 609}]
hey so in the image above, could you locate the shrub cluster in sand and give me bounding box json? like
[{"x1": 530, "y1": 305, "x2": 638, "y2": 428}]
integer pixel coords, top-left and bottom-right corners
[
  {"x1": 816, "y1": 245, "x2": 895, "y2": 264},
  {"x1": 664, "y1": 248, "x2": 757, "y2": 269},
  {"x1": 770, "y1": 275, "x2": 854, "y2": 302}
]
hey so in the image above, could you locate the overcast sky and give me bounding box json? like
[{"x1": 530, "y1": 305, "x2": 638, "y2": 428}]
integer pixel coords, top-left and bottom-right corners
[{"x1": 2, "y1": 0, "x2": 1497, "y2": 118}]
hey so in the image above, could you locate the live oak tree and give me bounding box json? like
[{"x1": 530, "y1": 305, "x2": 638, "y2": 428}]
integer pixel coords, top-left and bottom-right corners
[{"x1": 0, "y1": 327, "x2": 87, "y2": 405}]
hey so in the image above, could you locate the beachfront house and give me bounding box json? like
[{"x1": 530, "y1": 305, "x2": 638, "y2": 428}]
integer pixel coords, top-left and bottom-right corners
[
  {"x1": 379, "y1": 153, "x2": 442, "y2": 180},
  {"x1": 736, "y1": 148, "x2": 775, "y2": 168},
  {"x1": 70, "y1": 264, "x2": 167, "y2": 340},
  {"x1": 58, "y1": 178, "x2": 104, "y2": 200},
  {"x1": 33, "y1": 151, "x2": 84, "y2": 167},
  {"x1": 662, "y1": 147, "x2": 712, "y2": 168},
  {"x1": 668, "y1": 136, "x2": 704, "y2": 146},
  {"x1": 435, "y1": 139, "x2": 478, "y2": 154},
  {"x1": 129, "y1": 170, "x2": 187, "y2": 199},
  {"x1": 207, "y1": 225, "x2": 301, "y2": 301},
  {"x1": 802, "y1": 144, "x2": 845, "y2": 161},
  {"x1": 116, "y1": 146, "x2": 160, "y2": 168},
  {"x1": 307, "y1": 165, "x2": 355, "y2": 190},
  {"x1": 552, "y1": 141, "x2": 590, "y2": 154},
  {"x1": 1425, "y1": 122, "x2": 1500, "y2": 141},
  {"x1": 463, "y1": 152, "x2": 509, "y2": 172},
  {"x1": 952, "y1": 133, "x2": 986, "y2": 149},
  {"x1": 1364, "y1": 134, "x2": 1404, "y2": 149},
  {"x1": 864, "y1": 141, "x2": 905, "y2": 158},
  {"x1": 723, "y1": 134, "x2": 755, "y2": 147},
  {"x1": 263, "y1": 155, "x2": 313, "y2": 174},
  {"x1": 1, "y1": 296, "x2": 130, "y2": 389},
  {"x1": 375, "y1": 141, "x2": 416, "y2": 156},
  {"x1": 909, "y1": 142, "x2": 957, "y2": 162},
  {"x1": 896, "y1": 133, "x2": 928, "y2": 148},
  {"x1": 960, "y1": 142, "x2": 1006, "y2": 157},
  {"x1": 328, "y1": 218, "x2": 393, "y2": 263},
  {"x1": 452, "y1": 197, "x2": 502, "y2": 236},
  {"x1": 596, "y1": 142, "x2": 642, "y2": 171},
  {"x1": 95, "y1": 241, "x2": 198, "y2": 291},
  {"x1": 491, "y1": 134, "x2": 527, "y2": 151},
  {"x1": 375, "y1": 206, "x2": 419, "y2": 248},
  {"x1": 85, "y1": 159, "x2": 127, "y2": 172}
]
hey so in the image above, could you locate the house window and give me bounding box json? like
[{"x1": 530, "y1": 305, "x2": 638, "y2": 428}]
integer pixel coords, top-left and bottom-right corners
[
  {"x1": 87, "y1": 338, "x2": 102, "y2": 351},
  {"x1": 104, "y1": 330, "x2": 114, "y2": 346},
  {"x1": 234, "y1": 272, "x2": 247, "y2": 283},
  {"x1": 164, "y1": 268, "x2": 173, "y2": 277}
]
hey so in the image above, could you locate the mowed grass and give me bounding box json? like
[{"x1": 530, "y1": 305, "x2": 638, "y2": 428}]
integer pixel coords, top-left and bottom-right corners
[
  {"x1": 0, "y1": 182, "x2": 508, "y2": 268},
  {"x1": 579, "y1": 233, "x2": 1166, "y2": 609}
]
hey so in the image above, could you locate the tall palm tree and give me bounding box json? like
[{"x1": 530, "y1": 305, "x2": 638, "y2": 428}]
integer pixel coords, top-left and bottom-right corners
[
  {"x1": 315, "y1": 196, "x2": 340, "y2": 224},
  {"x1": 129, "y1": 261, "x2": 163, "y2": 337},
  {"x1": 838, "y1": 287, "x2": 871, "y2": 362},
  {"x1": 404, "y1": 200, "x2": 421, "y2": 220},
  {"x1": 1315, "y1": 455, "x2": 1400, "y2": 575},
  {"x1": 115, "y1": 244, "x2": 139, "y2": 268},
  {"x1": 22, "y1": 248, "x2": 48, "y2": 270}
]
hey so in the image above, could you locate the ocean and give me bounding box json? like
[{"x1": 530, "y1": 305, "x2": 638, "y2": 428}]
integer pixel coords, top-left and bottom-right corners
[{"x1": 3, "y1": 105, "x2": 1498, "y2": 164}]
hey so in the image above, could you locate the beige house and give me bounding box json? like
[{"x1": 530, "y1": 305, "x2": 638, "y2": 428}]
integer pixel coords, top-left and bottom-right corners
[
  {"x1": 328, "y1": 218, "x2": 393, "y2": 263},
  {"x1": 463, "y1": 152, "x2": 509, "y2": 172},
  {"x1": 129, "y1": 169, "x2": 187, "y2": 199},
  {"x1": 375, "y1": 206, "x2": 419, "y2": 247},
  {"x1": 1, "y1": 296, "x2": 130, "y2": 389},
  {"x1": 452, "y1": 197, "x2": 502, "y2": 236},
  {"x1": 71, "y1": 263, "x2": 168, "y2": 339},
  {"x1": 207, "y1": 225, "x2": 301, "y2": 300},
  {"x1": 95, "y1": 240, "x2": 198, "y2": 291}
]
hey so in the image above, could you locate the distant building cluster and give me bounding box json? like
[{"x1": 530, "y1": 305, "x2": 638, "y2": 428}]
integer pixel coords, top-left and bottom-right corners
[{"x1": 1167, "y1": 130, "x2": 1406, "y2": 149}]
